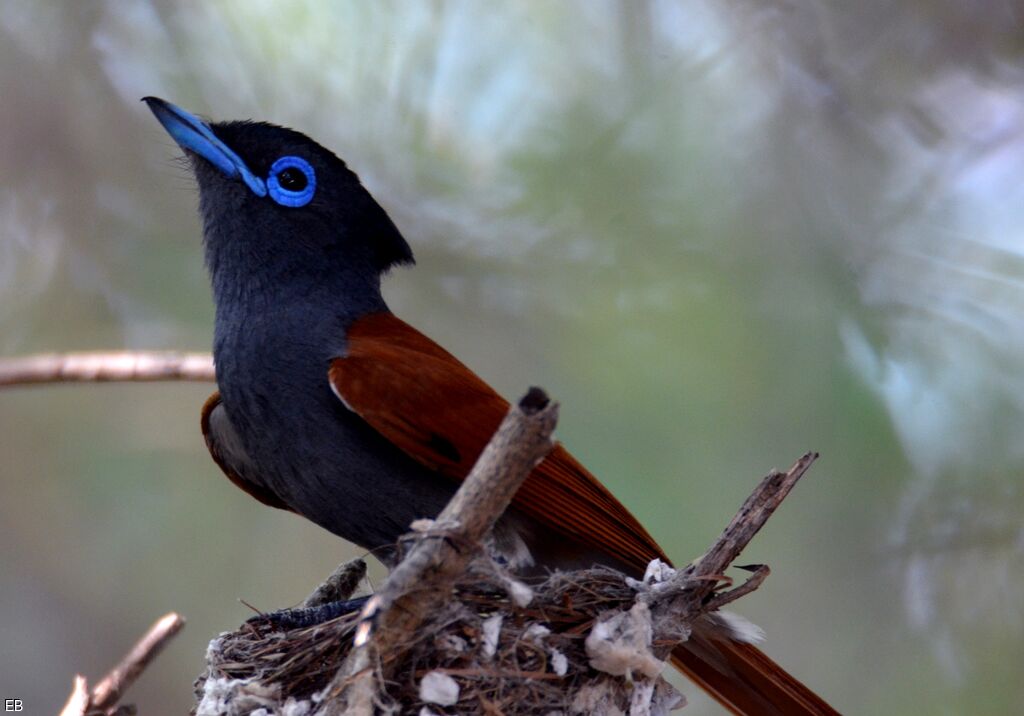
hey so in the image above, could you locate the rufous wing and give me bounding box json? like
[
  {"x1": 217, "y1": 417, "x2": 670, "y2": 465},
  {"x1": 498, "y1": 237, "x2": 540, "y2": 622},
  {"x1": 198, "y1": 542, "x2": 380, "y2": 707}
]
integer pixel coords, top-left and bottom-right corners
[
  {"x1": 201, "y1": 391, "x2": 293, "y2": 512},
  {"x1": 328, "y1": 311, "x2": 668, "y2": 570}
]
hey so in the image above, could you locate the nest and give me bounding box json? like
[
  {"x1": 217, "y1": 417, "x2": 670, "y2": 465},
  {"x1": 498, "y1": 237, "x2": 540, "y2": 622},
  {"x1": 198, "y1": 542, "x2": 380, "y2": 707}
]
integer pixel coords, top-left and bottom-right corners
[{"x1": 194, "y1": 563, "x2": 684, "y2": 715}]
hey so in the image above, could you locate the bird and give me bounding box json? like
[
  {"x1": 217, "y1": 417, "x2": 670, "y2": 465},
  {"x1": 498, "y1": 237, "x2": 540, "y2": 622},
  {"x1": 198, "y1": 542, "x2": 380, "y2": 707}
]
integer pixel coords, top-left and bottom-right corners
[{"x1": 144, "y1": 96, "x2": 837, "y2": 715}]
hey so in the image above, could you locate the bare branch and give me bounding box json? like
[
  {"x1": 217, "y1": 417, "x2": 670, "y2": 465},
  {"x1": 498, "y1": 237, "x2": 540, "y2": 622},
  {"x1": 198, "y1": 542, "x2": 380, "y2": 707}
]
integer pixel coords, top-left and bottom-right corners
[
  {"x1": 59, "y1": 613, "x2": 186, "y2": 715},
  {"x1": 59, "y1": 675, "x2": 89, "y2": 716},
  {"x1": 91, "y1": 612, "x2": 185, "y2": 711},
  {"x1": 318, "y1": 387, "x2": 558, "y2": 715},
  {"x1": 692, "y1": 451, "x2": 818, "y2": 591},
  {"x1": 643, "y1": 452, "x2": 819, "y2": 635},
  {"x1": 0, "y1": 351, "x2": 214, "y2": 387},
  {"x1": 704, "y1": 564, "x2": 771, "y2": 611}
]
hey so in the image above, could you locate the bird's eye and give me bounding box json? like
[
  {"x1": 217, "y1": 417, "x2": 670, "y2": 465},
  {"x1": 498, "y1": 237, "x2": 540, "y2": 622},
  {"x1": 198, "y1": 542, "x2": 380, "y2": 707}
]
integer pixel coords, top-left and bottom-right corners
[
  {"x1": 277, "y1": 167, "x2": 307, "y2": 191},
  {"x1": 267, "y1": 156, "x2": 316, "y2": 207}
]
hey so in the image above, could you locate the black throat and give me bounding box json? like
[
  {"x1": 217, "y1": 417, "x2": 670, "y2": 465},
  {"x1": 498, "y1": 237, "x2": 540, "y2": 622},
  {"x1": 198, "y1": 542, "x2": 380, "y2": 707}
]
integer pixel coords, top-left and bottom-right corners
[{"x1": 200, "y1": 196, "x2": 388, "y2": 428}]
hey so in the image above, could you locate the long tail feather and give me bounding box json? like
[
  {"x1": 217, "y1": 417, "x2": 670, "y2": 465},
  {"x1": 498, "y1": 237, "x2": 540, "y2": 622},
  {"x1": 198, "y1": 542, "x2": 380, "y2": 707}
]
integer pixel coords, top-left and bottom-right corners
[{"x1": 671, "y1": 636, "x2": 840, "y2": 715}]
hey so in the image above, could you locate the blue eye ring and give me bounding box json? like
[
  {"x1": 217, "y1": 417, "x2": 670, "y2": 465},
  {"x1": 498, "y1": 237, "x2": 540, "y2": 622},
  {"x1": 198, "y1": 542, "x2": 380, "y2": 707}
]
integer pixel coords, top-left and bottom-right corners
[{"x1": 267, "y1": 155, "x2": 316, "y2": 207}]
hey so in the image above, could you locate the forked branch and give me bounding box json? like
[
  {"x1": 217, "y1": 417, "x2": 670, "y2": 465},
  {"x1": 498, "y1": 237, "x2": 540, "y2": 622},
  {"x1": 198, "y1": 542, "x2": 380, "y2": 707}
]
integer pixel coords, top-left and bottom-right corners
[{"x1": 60, "y1": 612, "x2": 185, "y2": 716}]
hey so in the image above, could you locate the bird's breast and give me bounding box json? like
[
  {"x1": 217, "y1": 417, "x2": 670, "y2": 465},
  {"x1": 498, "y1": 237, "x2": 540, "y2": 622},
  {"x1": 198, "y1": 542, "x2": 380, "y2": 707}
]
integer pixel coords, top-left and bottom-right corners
[{"x1": 210, "y1": 312, "x2": 460, "y2": 553}]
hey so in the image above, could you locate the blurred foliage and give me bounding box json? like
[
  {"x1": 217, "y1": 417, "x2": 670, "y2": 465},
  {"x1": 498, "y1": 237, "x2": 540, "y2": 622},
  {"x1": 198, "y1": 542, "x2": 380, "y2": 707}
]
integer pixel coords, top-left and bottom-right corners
[{"x1": 2, "y1": 1, "x2": 1024, "y2": 714}]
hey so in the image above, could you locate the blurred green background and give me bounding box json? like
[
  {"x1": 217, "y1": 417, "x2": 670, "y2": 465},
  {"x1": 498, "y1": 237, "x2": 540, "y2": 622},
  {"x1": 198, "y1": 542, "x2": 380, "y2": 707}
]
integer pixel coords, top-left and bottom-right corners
[{"x1": 3, "y1": 1, "x2": 1023, "y2": 714}]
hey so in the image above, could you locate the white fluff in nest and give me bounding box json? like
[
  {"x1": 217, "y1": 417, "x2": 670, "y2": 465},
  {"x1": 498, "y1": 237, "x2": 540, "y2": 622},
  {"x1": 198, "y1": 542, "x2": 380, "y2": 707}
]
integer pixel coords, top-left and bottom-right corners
[
  {"x1": 436, "y1": 633, "x2": 468, "y2": 654},
  {"x1": 585, "y1": 603, "x2": 664, "y2": 680},
  {"x1": 505, "y1": 577, "x2": 535, "y2": 607},
  {"x1": 524, "y1": 623, "x2": 552, "y2": 642},
  {"x1": 571, "y1": 683, "x2": 625, "y2": 716},
  {"x1": 642, "y1": 559, "x2": 677, "y2": 584},
  {"x1": 481, "y1": 614, "x2": 503, "y2": 659},
  {"x1": 281, "y1": 699, "x2": 311, "y2": 716},
  {"x1": 419, "y1": 671, "x2": 460, "y2": 706},
  {"x1": 629, "y1": 678, "x2": 686, "y2": 716},
  {"x1": 195, "y1": 677, "x2": 281, "y2": 716},
  {"x1": 571, "y1": 677, "x2": 684, "y2": 716},
  {"x1": 550, "y1": 648, "x2": 569, "y2": 676},
  {"x1": 626, "y1": 559, "x2": 677, "y2": 591}
]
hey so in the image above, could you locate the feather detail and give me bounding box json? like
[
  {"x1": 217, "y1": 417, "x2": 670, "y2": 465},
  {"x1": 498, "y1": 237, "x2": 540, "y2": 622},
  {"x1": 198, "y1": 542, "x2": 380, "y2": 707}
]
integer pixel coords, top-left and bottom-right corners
[
  {"x1": 329, "y1": 312, "x2": 668, "y2": 570},
  {"x1": 671, "y1": 636, "x2": 840, "y2": 715},
  {"x1": 201, "y1": 391, "x2": 293, "y2": 512}
]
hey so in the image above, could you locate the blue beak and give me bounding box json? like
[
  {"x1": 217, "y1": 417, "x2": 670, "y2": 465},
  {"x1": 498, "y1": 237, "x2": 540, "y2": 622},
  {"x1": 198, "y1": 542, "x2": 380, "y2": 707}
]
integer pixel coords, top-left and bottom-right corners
[{"x1": 143, "y1": 96, "x2": 267, "y2": 197}]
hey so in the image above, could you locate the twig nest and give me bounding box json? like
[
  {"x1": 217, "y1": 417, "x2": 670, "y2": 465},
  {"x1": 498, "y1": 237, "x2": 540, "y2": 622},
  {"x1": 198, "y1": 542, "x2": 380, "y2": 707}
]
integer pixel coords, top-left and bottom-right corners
[{"x1": 194, "y1": 565, "x2": 687, "y2": 715}]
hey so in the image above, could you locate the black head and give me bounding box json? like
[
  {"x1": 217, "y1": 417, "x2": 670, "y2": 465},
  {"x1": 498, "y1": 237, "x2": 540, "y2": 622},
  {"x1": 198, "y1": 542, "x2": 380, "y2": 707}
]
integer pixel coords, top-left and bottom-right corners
[{"x1": 144, "y1": 97, "x2": 413, "y2": 315}]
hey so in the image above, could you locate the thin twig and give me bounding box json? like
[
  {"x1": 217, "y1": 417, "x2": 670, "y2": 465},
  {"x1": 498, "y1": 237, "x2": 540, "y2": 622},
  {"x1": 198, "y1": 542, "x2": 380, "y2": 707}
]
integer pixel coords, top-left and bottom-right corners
[
  {"x1": 0, "y1": 351, "x2": 214, "y2": 387},
  {"x1": 91, "y1": 613, "x2": 186, "y2": 712},
  {"x1": 704, "y1": 564, "x2": 771, "y2": 611},
  {"x1": 693, "y1": 451, "x2": 818, "y2": 591},
  {"x1": 59, "y1": 613, "x2": 185, "y2": 716},
  {"x1": 59, "y1": 676, "x2": 89, "y2": 716},
  {"x1": 646, "y1": 452, "x2": 819, "y2": 632}
]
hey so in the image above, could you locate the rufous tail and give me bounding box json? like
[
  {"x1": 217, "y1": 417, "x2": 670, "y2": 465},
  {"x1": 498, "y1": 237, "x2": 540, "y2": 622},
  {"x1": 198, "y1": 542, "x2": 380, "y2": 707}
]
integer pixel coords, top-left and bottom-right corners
[{"x1": 671, "y1": 635, "x2": 840, "y2": 715}]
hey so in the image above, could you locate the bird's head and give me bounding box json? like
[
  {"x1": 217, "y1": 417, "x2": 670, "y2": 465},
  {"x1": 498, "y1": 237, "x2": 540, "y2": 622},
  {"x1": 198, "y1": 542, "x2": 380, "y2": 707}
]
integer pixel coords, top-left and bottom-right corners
[{"x1": 144, "y1": 97, "x2": 412, "y2": 313}]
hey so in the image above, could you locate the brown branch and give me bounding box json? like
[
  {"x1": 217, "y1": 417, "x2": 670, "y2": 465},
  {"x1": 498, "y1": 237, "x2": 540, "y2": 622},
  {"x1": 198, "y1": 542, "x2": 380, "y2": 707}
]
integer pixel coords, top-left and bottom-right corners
[
  {"x1": 644, "y1": 452, "x2": 819, "y2": 634},
  {"x1": 0, "y1": 351, "x2": 214, "y2": 387},
  {"x1": 59, "y1": 676, "x2": 89, "y2": 716},
  {"x1": 317, "y1": 387, "x2": 558, "y2": 715},
  {"x1": 694, "y1": 451, "x2": 819, "y2": 588},
  {"x1": 60, "y1": 613, "x2": 185, "y2": 716},
  {"x1": 91, "y1": 612, "x2": 186, "y2": 711},
  {"x1": 704, "y1": 564, "x2": 771, "y2": 611}
]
